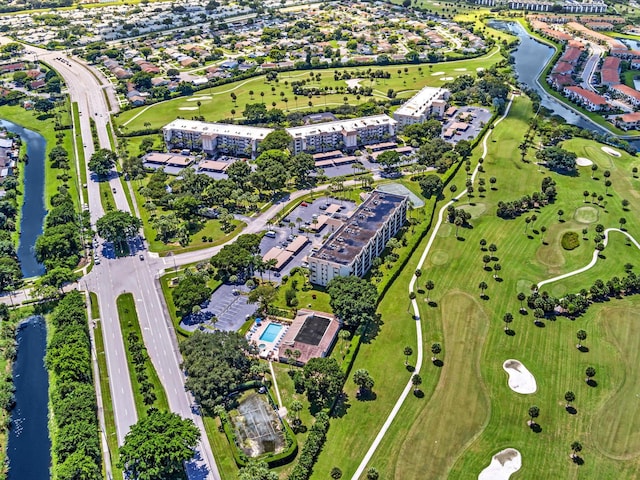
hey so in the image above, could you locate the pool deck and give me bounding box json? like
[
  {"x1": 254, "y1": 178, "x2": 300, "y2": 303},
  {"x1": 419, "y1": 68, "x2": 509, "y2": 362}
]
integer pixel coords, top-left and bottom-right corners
[{"x1": 247, "y1": 320, "x2": 289, "y2": 359}]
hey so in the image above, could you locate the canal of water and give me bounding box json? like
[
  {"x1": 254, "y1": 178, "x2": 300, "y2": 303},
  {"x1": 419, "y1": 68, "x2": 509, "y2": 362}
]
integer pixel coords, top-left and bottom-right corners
[
  {"x1": 6, "y1": 316, "x2": 50, "y2": 480},
  {"x1": 0, "y1": 119, "x2": 46, "y2": 278}
]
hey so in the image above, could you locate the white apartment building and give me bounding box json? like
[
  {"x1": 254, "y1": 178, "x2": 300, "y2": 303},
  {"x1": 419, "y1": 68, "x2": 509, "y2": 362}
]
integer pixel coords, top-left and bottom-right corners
[
  {"x1": 287, "y1": 115, "x2": 397, "y2": 155},
  {"x1": 162, "y1": 120, "x2": 272, "y2": 159},
  {"x1": 392, "y1": 86, "x2": 451, "y2": 129},
  {"x1": 309, "y1": 190, "x2": 408, "y2": 287}
]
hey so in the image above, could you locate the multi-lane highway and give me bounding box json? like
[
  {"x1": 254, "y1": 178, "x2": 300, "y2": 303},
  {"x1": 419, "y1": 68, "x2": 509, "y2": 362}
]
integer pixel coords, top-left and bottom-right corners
[{"x1": 0, "y1": 37, "x2": 221, "y2": 479}]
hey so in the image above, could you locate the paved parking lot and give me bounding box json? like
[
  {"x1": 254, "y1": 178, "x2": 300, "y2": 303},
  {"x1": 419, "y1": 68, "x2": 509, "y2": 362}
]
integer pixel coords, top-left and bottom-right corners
[
  {"x1": 180, "y1": 283, "x2": 257, "y2": 332},
  {"x1": 441, "y1": 106, "x2": 492, "y2": 144}
]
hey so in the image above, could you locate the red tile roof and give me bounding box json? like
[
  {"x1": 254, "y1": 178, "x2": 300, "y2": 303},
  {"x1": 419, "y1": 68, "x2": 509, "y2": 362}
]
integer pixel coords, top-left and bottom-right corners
[
  {"x1": 611, "y1": 84, "x2": 640, "y2": 101},
  {"x1": 565, "y1": 86, "x2": 608, "y2": 105}
]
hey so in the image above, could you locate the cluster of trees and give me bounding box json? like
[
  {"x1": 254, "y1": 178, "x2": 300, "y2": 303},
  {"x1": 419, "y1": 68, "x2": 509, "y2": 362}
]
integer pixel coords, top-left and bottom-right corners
[
  {"x1": 496, "y1": 177, "x2": 557, "y2": 219},
  {"x1": 294, "y1": 357, "x2": 344, "y2": 408},
  {"x1": 12, "y1": 67, "x2": 62, "y2": 94},
  {"x1": 444, "y1": 68, "x2": 511, "y2": 112},
  {"x1": 46, "y1": 291, "x2": 102, "y2": 479},
  {"x1": 419, "y1": 174, "x2": 443, "y2": 199},
  {"x1": 0, "y1": 305, "x2": 15, "y2": 423},
  {"x1": 172, "y1": 270, "x2": 212, "y2": 315},
  {"x1": 287, "y1": 412, "x2": 330, "y2": 480},
  {"x1": 35, "y1": 144, "x2": 86, "y2": 286},
  {"x1": 0, "y1": 138, "x2": 22, "y2": 293},
  {"x1": 446, "y1": 205, "x2": 472, "y2": 234},
  {"x1": 210, "y1": 233, "x2": 262, "y2": 280},
  {"x1": 96, "y1": 210, "x2": 142, "y2": 252},
  {"x1": 327, "y1": 276, "x2": 378, "y2": 329},
  {"x1": 180, "y1": 330, "x2": 256, "y2": 410},
  {"x1": 118, "y1": 410, "x2": 200, "y2": 480},
  {"x1": 413, "y1": 137, "x2": 469, "y2": 173},
  {"x1": 127, "y1": 331, "x2": 158, "y2": 406},
  {"x1": 536, "y1": 146, "x2": 577, "y2": 173},
  {"x1": 403, "y1": 119, "x2": 443, "y2": 145},
  {"x1": 88, "y1": 148, "x2": 117, "y2": 178}
]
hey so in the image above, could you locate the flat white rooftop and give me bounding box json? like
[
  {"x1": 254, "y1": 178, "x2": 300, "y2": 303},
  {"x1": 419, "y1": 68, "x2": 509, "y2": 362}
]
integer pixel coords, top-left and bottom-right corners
[
  {"x1": 393, "y1": 86, "x2": 449, "y2": 118},
  {"x1": 163, "y1": 119, "x2": 273, "y2": 139},
  {"x1": 287, "y1": 114, "x2": 396, "y2": 138}
]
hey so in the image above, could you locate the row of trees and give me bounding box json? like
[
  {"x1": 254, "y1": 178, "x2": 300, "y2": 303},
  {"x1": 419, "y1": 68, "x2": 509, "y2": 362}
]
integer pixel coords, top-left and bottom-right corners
[
  {"x1": 0, "y1": 132, "x2": 22, "y2": 293},
  {"x1": 46, "y1": 291, "x2": 102, "y2": 479},
  {"x1": 496, "y1": 176, "x2": 557, "y2": 219}
]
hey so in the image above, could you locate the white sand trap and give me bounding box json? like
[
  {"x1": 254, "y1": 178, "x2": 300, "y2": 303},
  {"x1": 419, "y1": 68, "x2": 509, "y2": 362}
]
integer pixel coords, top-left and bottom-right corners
[
  {"x1": 345, "y1": 78, "x2": 363, "y2": 88},
  {"x1": 601, "y1": 146, "x2": 621, "y2": 157},
  {"x1": 178, "y1": 106, "x2": 198, "y2": 111},
  {"x1": 576, "y1": 157, "x2": 593, "y2": 166},
  {"x1": 186, "y1": 96, "x2": 211, "y2": 102},
  {"x1": 477, "y1": 67, "x2": 485, "y2": 72},
  {"x1": 431, "y1": 71, "x2": 445, "y2": 76},
  {"x1": 440, "y1": 77, "x2": 454, "y2": 81},
  {"x1": 503, "y1": 359, "x2": 537, "y2": 394},
  {"x1": 478, "y1": 448, "x2": 522, "y2": 480},
  {"x1": 454, "y1": 68, "x2": 467, "y2": 71}
]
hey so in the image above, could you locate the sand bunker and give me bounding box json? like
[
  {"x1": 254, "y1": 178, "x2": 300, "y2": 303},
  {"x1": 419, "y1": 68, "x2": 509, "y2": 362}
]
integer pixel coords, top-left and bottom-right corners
[
  {"x1": 476, "y1": 67, "x2": 485, "y2": 72},
  {"x1": 454, "y1": 68, "x2": 467, "y2": 71},
  {"x1": 440, "y1": 77, "x2": 454, "y2": 81},
  {"x1": 576, "y1": 157, "x2": 593, "y2": 166},
  {"x1": 503, "y1": 359, "x2": 537, "y2": 394},
  {"x1": 431, "y1": 71, "x2": 445, "y2": 76},
  {"x1": 345, "y1": 78, "x2": 363, "y2": 88},
  {"x1": 601, "y1": 146, "x2": 621, "y2": 157},
  {"x1": 186, "y1": 96, "x2": 212, "y2": 102},
  {"x1": 478, "y1": 448, "x2": 522, "y2": 480},
  {"x1": 179, "y1": 106, "x2": 198, "y2": 110}
]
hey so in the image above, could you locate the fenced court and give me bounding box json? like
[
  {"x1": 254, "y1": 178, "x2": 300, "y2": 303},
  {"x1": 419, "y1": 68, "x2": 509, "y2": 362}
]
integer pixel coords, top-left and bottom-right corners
[
  {"x1": 230, "y1": 390, "x2": 286, "y2": 458},
  {"x1": 377, "y1": 182, "x2": 425, "y2": 207}
]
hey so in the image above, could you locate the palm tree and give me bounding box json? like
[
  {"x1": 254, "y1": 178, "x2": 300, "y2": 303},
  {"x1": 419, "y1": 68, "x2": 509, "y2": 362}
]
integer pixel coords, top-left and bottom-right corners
[
  {"x1": 540, "y1": 225, "x2": 547, "y2": 243},
  {"x1": 528, "y1": 405, "x2": 540, "y2": 426},
  {"x1": 425, "y1": 280, "x2": 434, "y2": 302},
  {"x1": 619, "y1": 217, "x2": 627, "y2": 229},
  {"x1": 564, "y1": 391, "x2": 575, "y2": 408},
  {"x1": 493, "y1": 263, "x2": 501, "y2": 279},
  {"x1": 557, "y1": 209, "x2": 564, "y2": 222},
  {"x1": 284, "y1": 348, "x2": 293, "y2": 369},
  {"x1": 482, "y1": 254, "x2": 491, "y2": 269},
  {"x1": 570, "y1": 441, "x2": 583, "y2": 460},
  {"x1": 488, "y1": 243, "x2": 497, "y2": 256},
  {"x1": 454, "y1": 216, "x2": 463, "y2": 237},
  {"x1": 479, "y1": 238, "x2": 487, "y2": 250},
  {"x1": 479, "y1": 281, "x2": 488, "y2": 297},
  {"x1": 431, "y1": 343, "x2": 441, "y2": 362},
  {"x1": 576, "y1": 330, "x2": 587, "y2": 349},
  {"x1": 266, "y1": 258, "x2": 278, "y2": 282},
  {"x1": 503, "y1": 312, "x2": 513, "y2": 332},
  {"x1": 403, "y1": 346, "x2": 413, "y2": 366},
  {"x1": 353, "y1": 368, "x2": 375, "y2": 394},
  {"x1": 517, "y1": 292, "x2": 526, "y2": 311},
  {"x1": 583, "y1": 190, "x2": 590, "y2": 203},
  {"x1": 293, "y1": 349, "x2": 301, "y2": 363},
  {"x1": 590, "y1": 163, "x2": 598, "y2": 178},
  {"x1": 339, "y1": 330, "x2": 350, "y2": 357},
  {"x1": 411, "y1": 374, "x2": 422, "y2": 393},
  {"x1": 585, "y1": 366, "x2": 596, "y2": 383}
]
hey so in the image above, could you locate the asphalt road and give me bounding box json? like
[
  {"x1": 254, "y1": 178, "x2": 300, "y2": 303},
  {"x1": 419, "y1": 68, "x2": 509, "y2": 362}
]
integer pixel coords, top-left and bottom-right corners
[{"x1": 0, "y1": 37, "x2": 221, "y2": 479}]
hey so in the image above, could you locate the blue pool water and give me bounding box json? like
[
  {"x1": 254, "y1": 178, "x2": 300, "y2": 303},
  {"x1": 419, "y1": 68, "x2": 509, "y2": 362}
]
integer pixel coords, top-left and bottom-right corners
[{"x1": 260, "y1": 323, "x2": 283, "y2": 342}]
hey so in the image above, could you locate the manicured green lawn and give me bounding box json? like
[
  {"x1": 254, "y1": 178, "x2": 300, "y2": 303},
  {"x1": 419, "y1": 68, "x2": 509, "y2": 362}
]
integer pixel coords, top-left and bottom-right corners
[
  {"x1": 272, "y1": 271, "x2": 332, "y2": 314},
  {"x1": 115, "y1": 48, "x2": 503, "y2": 131},
  {"x1": 116, "y1": 293, "x2": 170, "y2": 417},
  {"x1": 314, "y1": 95, "x2": 640, "y2": 479}
]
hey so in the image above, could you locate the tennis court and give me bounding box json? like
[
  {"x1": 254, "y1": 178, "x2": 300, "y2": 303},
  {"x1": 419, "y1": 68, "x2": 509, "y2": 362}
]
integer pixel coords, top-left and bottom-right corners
[
  {"x1": 230, "y1": 391, "x2": 286, "y2": 458},
  {"x1": 295, "y1": 315, "x2": 330, "y2": 345}
]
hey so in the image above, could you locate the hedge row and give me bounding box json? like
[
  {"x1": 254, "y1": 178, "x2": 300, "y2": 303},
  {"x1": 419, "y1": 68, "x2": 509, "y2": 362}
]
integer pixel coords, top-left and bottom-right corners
[
  {"x1": 46, "y1": 291, "x2": 102, "y2": 480},
  {"x1": 286, "y1": 412, "x2": 330, "y2": 480}
]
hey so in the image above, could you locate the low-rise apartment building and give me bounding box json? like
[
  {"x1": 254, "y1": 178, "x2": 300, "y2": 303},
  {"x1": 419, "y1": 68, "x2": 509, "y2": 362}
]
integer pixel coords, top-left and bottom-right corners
[
  {"x1": 162, "y1": 120, "x2": 272, "y2": 158},
  {"x1": 287, "y1": 115, "x2": 397, "y2": 154},
  {"x1": 392, "y1": 86, "x2": 451, "y2": 128},
  {"x1": 609, "y1": 84, "x2": 640, "y2": 107},
  {"x1": 563, "y1": 86, "x2": 608, "y2": 111},
  {"x1": 615, "y1": 112, "x2": 640, "y2": 131},
  {"x1": 308, "y1": 190, "x2": 408, "y2": 286}
]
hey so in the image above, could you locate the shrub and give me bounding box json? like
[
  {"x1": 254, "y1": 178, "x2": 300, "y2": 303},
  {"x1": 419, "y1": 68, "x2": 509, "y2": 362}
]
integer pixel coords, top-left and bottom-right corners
[{"x1": 561, "y1": 231, "x2": 580, "y2": 250}]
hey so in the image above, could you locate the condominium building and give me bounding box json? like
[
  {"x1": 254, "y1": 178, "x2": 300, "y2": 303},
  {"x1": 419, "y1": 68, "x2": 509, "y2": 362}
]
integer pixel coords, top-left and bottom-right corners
[
  {"x1": 287, "y1": 115, "x2": 397, "y2": 155},
  {"x1": 609, "y1": 84, "x2": 640, "y2": 107},
  {"x1": 563, "y1": 86, "x2": 608, "y2": 111},
  {"x1": 162, "y1": 120, "x2": 272, "y2": 159},
  {"x1": 392, "y1": 86, "x2": 451, "y2": 128},
  {"x1": 309, "y1": 190, "x2": 408, "y2": 286},
  {"x1": 506, "y1": 0, "x2": 606, "y2": 12}
]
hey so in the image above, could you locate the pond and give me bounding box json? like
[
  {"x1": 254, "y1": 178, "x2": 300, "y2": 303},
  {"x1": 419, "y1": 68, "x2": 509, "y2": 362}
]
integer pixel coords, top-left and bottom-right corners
[
  {"x1": 0, "y1": 119, "x2": 47, "y2": 278},
  {"x1": 7, "y1": 315, "x2": 50, "y2": 480}
]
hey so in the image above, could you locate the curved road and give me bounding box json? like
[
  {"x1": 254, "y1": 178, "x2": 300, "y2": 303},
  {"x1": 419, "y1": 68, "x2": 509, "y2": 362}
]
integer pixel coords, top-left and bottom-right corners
[
  {"x1": 351, "y1": 96, "x2": 515, "y2": 480},
  {"x1": 537, "y1": 228, "x2": 640, "y2": 289}
]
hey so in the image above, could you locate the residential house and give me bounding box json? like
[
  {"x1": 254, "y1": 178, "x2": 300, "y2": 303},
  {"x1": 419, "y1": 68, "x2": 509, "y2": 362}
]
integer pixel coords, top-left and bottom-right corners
[{"x1": 563, "y1": 86, "x2": 608, "y2": 111}]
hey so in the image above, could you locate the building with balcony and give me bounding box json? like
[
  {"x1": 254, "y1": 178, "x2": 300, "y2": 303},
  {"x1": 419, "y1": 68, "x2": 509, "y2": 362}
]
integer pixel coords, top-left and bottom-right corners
[
  {"x1": 392, "y1": 86, "x2": 451, "y2": 128},
  {"x1": 308, "y1": 190, "x2": 408, "y2": 286}
]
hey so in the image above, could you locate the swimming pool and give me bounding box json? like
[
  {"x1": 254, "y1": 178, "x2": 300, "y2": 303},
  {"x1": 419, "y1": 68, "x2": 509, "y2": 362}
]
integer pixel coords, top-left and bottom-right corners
[{"x1": 259, "y1": 323, "x2": 283, "y2": 343}]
